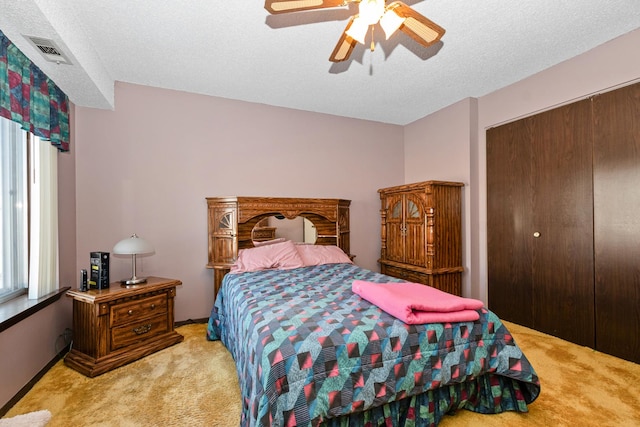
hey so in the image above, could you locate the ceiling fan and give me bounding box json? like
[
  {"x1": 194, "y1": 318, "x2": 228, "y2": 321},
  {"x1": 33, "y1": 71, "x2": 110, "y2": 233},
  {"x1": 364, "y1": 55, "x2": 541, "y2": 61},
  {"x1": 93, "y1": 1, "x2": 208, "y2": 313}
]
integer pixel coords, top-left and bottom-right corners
[{"x1": 264, "y1": 0, "x2": 445, "y2": 62}]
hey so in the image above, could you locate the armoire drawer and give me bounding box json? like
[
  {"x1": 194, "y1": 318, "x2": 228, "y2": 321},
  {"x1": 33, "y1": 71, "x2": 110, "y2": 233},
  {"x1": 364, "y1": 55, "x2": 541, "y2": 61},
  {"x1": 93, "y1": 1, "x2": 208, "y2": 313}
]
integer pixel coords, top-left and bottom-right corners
[
  {"x1": 382, "y1": 264, "x2": 462, "y2": 296},
  {"x1": 383, "y1": 265, "x2": 429, "y2": 284}
]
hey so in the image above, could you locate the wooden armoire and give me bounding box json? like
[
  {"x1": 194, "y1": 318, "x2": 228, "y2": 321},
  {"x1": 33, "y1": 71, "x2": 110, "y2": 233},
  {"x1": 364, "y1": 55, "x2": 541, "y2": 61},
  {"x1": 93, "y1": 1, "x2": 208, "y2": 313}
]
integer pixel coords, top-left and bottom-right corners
[
  {"x1": 487, "y1": 81, "x2": 640, "y2": 364},
  {"x1": 378, "y1": 181, "x2": 464, "y2": 296}
]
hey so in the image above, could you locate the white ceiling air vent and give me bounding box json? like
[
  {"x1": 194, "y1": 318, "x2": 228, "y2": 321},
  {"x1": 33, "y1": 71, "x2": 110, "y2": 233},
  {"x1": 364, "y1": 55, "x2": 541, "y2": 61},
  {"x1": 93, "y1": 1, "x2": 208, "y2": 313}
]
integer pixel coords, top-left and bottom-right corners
[{"x1": 24, "y1": 35, "x2": 72, "y2": 65}]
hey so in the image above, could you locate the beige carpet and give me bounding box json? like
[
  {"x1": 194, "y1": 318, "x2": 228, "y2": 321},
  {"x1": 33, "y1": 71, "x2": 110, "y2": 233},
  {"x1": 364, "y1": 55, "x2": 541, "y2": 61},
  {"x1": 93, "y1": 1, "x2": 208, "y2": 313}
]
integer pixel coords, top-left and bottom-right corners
[
  {"x1": 4, "y1": 324, "x2": 240, "y2": 426},
  {"x1": 4, "y1": 322, "x2": 640, "y2": 426}
]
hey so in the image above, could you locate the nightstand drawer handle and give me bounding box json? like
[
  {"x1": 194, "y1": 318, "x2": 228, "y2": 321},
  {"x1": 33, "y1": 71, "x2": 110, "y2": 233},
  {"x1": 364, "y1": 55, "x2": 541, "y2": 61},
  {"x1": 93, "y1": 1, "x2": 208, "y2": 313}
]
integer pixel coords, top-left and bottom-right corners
[
  {"x1": 150, "y1": 304, "x2": 156, "y2": 309},
  {"x1": 133, "y1": 324, "x2": 152, "y2": 335},
  {"x1": 128, "y1": 310, "x2": 133, "y2": 315}
]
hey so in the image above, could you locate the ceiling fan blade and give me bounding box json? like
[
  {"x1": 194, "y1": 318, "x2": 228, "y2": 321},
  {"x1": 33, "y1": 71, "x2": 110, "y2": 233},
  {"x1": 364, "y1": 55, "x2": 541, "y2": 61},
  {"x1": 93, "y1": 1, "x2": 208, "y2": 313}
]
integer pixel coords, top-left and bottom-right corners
[
  {"x1": 265, "y1": 0, "x2": 347, "y2": 14},
  {"x1": 387, "y1": 1, "x2": 445, "y2": 48},
  {"x1": 329, "y1": 16, "x2": 358, "y2": 62}
]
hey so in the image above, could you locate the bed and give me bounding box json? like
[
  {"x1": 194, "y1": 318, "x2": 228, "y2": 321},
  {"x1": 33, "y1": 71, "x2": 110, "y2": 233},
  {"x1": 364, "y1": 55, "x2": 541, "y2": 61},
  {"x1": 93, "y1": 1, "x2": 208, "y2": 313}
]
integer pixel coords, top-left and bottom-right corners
[
  {"x1": 205, "y1": 196, "x2": 539, "y2": 426},
  {"x1": 207, "y1": 258, "x2": 540, "y2": 426}
]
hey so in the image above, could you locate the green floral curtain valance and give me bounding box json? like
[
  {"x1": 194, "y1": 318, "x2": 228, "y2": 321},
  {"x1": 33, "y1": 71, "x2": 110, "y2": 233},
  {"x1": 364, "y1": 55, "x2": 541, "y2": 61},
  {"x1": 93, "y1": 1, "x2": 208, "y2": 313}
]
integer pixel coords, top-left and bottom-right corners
[{"x1": 0, "y1": 29, "x2": 70, "y2": 152}]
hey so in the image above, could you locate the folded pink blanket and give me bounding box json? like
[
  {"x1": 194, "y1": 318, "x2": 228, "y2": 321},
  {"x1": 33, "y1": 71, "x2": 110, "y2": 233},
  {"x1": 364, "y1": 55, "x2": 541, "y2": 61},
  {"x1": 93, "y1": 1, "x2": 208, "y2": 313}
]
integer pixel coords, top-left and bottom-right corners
[{"x1": 351, "y1": 280, "x2": 484, "y2": 324}]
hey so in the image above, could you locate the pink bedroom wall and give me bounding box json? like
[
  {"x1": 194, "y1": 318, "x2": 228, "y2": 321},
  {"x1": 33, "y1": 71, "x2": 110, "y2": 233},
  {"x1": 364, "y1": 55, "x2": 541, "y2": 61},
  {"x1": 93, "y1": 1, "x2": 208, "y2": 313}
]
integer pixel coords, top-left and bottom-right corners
[
  {"x1": 0, "y1": 299, "x2": 71, "y2": 409},
  {"x1": 403, "y1": 27, "x2": 640, "y2": 304},
  {"x1": 74, "y1": 83, "x2": 404, "y2": 321},
  {"x1": 403, "y1": 98, "x2": 477, "y2": 298}
]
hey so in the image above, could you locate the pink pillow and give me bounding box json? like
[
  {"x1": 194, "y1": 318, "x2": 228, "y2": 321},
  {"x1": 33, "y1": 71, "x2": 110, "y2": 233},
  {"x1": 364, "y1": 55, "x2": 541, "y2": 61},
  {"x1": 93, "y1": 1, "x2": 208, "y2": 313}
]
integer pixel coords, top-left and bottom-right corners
[
  {"x1": 253, "y1": 237, "x2": 286, "y2": 247},
  {"x1": 295, "y1": 244, "x2": 353, "y2": 266},
  {"x1": 230, "y1": 240, "x2": 304, "y2": 273}
]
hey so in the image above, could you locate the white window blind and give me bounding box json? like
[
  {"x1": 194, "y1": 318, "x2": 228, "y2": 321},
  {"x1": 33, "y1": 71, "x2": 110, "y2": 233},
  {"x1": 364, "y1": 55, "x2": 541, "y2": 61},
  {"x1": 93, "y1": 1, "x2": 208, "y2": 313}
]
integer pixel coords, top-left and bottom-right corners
[{"x1": 0, "y1": 118, "x2": 28, "y2": 303}]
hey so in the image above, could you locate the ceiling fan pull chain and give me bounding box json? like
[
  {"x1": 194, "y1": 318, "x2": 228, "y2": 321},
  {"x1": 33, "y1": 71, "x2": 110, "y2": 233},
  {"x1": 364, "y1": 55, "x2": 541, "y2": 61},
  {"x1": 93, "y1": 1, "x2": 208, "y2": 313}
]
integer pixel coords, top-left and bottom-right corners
[{"x1": 370, "y1": 26, "x2": 375, "y2": 52}]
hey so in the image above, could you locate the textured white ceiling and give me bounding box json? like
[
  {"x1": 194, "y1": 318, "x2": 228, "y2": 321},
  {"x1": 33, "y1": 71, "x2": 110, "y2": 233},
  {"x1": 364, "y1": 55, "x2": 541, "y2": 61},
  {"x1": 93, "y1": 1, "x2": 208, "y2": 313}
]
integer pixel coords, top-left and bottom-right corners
[{"x1": 1, "y1": 0, "x2": 639, "y2": 125}]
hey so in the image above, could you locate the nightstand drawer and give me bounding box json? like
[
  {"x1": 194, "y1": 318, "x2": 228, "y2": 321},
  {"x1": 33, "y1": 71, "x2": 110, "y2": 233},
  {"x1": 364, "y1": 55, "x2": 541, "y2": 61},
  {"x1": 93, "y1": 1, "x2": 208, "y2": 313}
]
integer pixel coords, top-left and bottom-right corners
[
  {"x1": 111, "y1": 314, "x2": 169, "y2": 351},
  {"x1": 110, "y1": 294, "x2": 167, "y2": 327}
]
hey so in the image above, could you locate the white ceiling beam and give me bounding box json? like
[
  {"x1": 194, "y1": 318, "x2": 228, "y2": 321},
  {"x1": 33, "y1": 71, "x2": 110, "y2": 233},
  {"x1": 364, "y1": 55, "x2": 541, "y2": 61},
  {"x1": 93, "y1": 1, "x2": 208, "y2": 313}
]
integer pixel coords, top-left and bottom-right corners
[{"x1": 0, "y1": 0, "x2": 114, "y2": 110}]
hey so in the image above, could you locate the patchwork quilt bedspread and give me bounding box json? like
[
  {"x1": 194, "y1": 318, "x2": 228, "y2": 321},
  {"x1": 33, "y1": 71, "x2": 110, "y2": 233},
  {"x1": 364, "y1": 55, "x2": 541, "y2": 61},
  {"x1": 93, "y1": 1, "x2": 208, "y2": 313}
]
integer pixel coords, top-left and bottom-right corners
[{"x1": 207, "y1": 264, "x2": 540, "y2": 427}]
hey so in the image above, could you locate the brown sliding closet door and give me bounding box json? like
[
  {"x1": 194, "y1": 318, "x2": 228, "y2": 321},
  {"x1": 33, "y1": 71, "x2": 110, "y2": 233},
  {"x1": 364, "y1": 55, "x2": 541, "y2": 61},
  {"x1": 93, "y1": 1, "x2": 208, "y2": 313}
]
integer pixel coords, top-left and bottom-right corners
[
  {"x1": 592, "y1": 83, "x2": 640, "y2": 363},
  {"x1": 486, "y1": 119, "x2": 534, "y2": 326},
  {"x1": 487, "y1": 99, "x2": 595, "y2": 346}
]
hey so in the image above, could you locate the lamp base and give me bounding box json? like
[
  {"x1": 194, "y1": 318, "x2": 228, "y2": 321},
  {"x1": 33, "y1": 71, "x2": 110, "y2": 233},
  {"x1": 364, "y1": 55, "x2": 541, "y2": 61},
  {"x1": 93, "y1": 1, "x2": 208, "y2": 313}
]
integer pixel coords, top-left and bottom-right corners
[{"x1": 120, "y1": 276, "x2": 148, "y2": 288}]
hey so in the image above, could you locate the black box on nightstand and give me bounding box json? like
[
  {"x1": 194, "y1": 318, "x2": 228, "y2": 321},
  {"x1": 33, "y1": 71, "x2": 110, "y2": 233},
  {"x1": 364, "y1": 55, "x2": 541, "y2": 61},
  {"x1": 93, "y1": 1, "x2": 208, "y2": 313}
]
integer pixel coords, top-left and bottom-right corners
[{"x1": 89, "y1": 252, "x2": 110, "y2": 289}]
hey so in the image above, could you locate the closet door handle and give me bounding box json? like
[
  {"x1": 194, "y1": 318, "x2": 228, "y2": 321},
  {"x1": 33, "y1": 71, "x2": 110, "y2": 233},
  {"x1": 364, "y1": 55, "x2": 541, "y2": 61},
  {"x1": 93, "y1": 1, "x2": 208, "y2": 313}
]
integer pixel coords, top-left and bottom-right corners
[{"x1": 533, "y1": 231, "x2": 541, "y2": 238}]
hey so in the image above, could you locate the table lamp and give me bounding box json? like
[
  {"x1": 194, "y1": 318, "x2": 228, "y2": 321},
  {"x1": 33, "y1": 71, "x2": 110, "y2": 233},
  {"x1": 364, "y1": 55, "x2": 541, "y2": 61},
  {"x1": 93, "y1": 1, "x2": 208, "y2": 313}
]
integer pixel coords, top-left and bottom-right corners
[{"x1": 112, "y1": 233, "x2": 155, "y2": 286}]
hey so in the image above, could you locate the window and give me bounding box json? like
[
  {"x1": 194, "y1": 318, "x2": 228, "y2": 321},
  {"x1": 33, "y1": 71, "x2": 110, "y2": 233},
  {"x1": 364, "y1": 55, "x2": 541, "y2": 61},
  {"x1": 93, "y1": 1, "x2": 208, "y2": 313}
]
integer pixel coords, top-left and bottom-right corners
[
  {"x1": 0, "y1": 116, "x2": 59, "y2": 303},
  {"x1": 0, "y1": 118, "x2": 29, "y2": 303}
]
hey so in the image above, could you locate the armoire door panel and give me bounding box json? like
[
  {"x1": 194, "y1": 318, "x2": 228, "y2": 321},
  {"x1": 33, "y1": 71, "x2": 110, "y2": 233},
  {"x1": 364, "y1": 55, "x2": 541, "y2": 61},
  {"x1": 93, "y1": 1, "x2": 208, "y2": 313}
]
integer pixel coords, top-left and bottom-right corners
[
  {"x1": 384, "y1": 194, "x2": 405, "y2": 263},
  {"x1": 487, "y1": 119, "x2": 534, "y2": 327},
  {"x1": 404, "y1": 193, "x2": 426, "y2": 266},
  {"x1": 592, "y1": 82, "x2": 640, "y2": 364}
]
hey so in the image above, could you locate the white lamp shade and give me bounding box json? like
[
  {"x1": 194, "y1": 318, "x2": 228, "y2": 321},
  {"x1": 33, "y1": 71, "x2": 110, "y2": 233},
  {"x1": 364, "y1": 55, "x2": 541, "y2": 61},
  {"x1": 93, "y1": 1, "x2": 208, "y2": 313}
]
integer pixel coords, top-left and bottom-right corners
[
  {"x1": 380, "y1": 9, "x2": 405, "y2": 39},
  {"x1": 113, "y1": 234, "x2": 154, "y2": 255},
  {"x1": 346, "y1": 17, "x2": 370, "y2": 44},
  {"x1": 359, "y1": 0, "x2": 385, "y2": 25}
]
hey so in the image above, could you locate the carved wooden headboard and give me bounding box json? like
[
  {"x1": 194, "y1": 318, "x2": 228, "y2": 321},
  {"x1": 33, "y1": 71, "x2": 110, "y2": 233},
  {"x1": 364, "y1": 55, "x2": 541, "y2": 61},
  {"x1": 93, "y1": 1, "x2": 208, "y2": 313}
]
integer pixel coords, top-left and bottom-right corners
[{"x1": 206, "y1": 196, "x2": 351, "y2": 296}]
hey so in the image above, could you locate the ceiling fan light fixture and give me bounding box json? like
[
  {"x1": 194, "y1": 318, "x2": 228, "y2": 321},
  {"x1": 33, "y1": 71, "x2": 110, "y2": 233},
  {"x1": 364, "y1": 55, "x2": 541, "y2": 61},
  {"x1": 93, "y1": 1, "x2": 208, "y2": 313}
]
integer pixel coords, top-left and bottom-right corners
[
  {"x1": 265, "y1": 0, "x2": 445, "y2": 62},
  {"x1": 345, "y1": 16, "x2": 369, "y2": 44},
  {"x1": 380, "y1": 9, "x2": 405, "y2": 39}
]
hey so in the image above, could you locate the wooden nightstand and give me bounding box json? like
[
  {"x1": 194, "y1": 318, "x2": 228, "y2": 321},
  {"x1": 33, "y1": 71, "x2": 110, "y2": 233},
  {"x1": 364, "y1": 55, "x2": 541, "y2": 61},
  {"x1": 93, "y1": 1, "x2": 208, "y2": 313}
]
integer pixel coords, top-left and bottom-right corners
[{"x1": 64, "y1": 277, "x2": 184, "y2": 377}]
